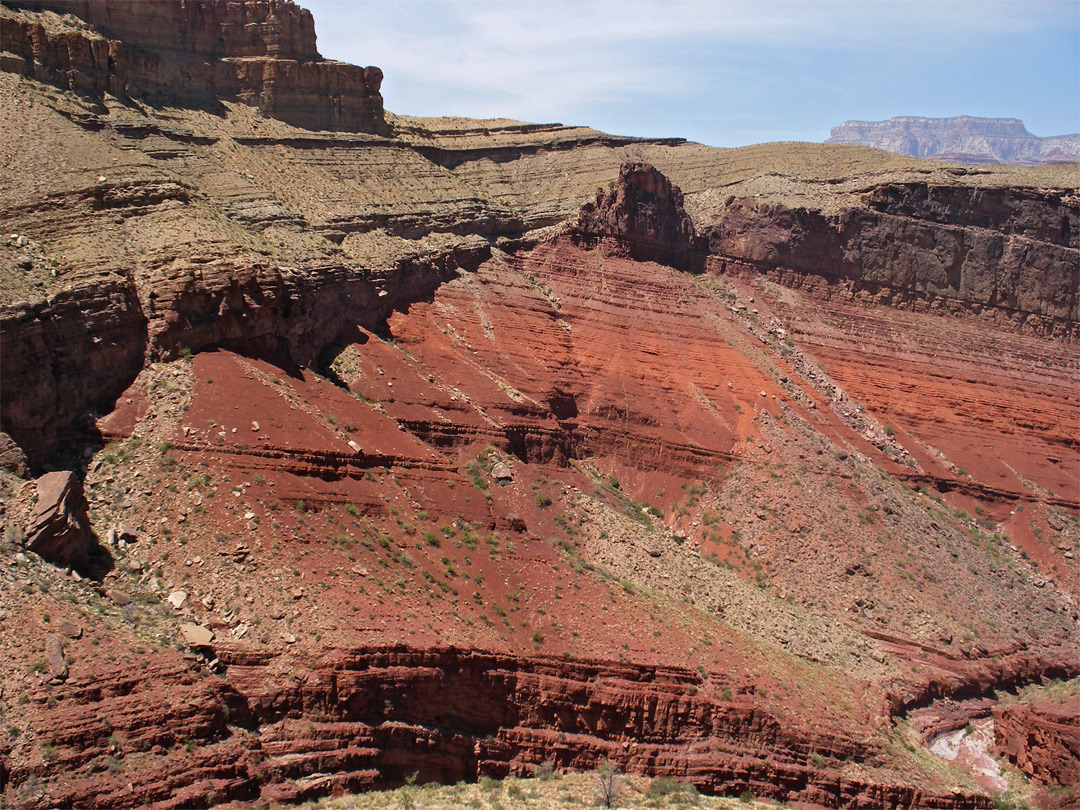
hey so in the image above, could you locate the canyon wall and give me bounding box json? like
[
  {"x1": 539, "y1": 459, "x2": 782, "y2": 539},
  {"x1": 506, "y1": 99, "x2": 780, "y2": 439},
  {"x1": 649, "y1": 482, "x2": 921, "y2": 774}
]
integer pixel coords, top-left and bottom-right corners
[
  {"x1": 0, "y1": 239, "x2": 489, "y2": 469},
  {"x1": 1, "y1": 5, "x2": 1078, "y2": 809},
  {"x1": 11, "y1": 643, "x2": 999, "y2": 810},
  {"x1": 704, "y1": 183, "x2": 1079, "y2": 337},
  {"x1": 0, "y1": 1, "x2": 386, "y2": 132},
  {"x1": 993, "y1": 698, "x2": 1080, "y2": 786}
]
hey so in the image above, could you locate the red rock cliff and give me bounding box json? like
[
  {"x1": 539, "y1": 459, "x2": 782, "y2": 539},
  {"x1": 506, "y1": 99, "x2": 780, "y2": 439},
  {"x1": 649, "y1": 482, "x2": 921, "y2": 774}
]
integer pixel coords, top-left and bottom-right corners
[
  {"x1": 993, "y1": 697, "x2": 1080, "y2": 786},
  {"x1": 705, "y1": 183, "x2": 1078, "y2": 338}
]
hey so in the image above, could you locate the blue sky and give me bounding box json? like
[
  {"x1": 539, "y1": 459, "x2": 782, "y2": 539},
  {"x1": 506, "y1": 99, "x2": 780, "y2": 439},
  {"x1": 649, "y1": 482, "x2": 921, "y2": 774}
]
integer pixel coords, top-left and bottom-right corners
[{"x1": 305, "y1": 0, "x2": 1080, "y2": 148}]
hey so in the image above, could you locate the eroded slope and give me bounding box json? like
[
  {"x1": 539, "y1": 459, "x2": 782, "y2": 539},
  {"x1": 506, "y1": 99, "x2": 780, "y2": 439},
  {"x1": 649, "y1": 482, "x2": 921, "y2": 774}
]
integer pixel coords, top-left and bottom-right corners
[{"x1": 1, "y1": 4, "x2": 1078, "y2": 809}]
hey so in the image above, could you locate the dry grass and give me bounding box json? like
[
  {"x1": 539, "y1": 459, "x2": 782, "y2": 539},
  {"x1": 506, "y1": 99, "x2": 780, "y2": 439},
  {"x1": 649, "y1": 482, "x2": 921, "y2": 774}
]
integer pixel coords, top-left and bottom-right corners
[
  {"x1": 1000, "y1": 676, "x2": 1080, "y2": 706},
  {"x1": 310, "y1": 771, "x2": 776, "y2": 810}
]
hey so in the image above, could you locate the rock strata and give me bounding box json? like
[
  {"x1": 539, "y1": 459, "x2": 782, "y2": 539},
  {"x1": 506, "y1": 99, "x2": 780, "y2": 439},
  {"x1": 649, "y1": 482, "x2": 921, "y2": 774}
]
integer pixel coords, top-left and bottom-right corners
[
  {"x1": 1, "y1": 1, "x2": 386, "y2": 133},
  {"x1": 994, "y1": 698, "x2": 1080, "y2": 785},
  {"x1": 13, "y1": 643, "x2": 1000, "y2": 810},
  {"x1": 704, "y1": 183, "x2": 1079, "y2": 337}
]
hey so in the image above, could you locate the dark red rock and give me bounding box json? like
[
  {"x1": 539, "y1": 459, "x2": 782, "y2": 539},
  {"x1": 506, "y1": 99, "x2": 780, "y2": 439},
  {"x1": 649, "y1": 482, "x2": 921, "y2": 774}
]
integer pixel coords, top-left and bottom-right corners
[
  {"x1": 994, "y1": 697, "x2": 1080, "y2": 785},
  {"x1": 705, "y1": 183, "x2": 1078, "y2": 338},
  {"x1": 11, "y1": 643, "x2": 1001, "y2": 810},
  {"x1": 572, "y1": 160, "x2": 705, "y2": 271}
]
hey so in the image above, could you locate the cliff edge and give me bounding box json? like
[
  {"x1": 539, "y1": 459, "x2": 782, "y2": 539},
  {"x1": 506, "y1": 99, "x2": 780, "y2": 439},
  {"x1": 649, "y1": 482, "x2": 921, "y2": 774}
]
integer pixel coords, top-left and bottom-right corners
[{"x1": 0, "y1": 0, "x2": 387, "y2": 133}]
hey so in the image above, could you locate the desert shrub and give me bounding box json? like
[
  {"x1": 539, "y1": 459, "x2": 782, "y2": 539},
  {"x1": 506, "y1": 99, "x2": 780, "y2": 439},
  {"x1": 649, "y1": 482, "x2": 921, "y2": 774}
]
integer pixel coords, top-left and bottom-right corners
[{"x1": 594, "y1": 760, "x2": 623, "y2": 808}]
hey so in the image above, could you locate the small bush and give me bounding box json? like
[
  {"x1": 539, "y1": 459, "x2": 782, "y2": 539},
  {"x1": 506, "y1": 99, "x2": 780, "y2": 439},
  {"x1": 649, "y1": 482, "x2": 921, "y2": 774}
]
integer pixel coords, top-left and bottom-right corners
[
  {"x1": 595, "y1": 760, "x2": 623, "y2": 808},
  {"x1": 993, "y1": 793, "x2": 1033, "y2": 810},
  {"x1": 533, "y1": 759, "x2": 556, "y2": 780},
  {"x1": 647, "y1": 776, "x2": 699, "y2": 800}
]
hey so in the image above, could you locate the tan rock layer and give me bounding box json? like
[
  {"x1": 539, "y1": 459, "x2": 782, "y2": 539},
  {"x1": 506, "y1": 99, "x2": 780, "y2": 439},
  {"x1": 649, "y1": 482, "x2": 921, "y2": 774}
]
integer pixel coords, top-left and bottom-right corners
[{"x1": 0, "y1": 2, "x2": 386, "y2": 133}]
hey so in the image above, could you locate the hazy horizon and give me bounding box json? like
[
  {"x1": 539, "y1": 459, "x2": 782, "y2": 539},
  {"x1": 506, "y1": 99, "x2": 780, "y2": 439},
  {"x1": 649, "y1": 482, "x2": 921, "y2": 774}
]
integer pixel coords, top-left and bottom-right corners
[{"x1": 305, "y1": 0, "x2": 1079, "y2": 149}]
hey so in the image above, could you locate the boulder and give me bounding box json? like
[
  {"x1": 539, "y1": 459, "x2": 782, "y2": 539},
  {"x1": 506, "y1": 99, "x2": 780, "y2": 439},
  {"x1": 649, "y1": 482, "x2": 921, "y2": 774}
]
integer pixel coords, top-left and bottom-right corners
[
  {"x1": 44, "y1": 634, "x2": 68, "y2": 681},
  {"x1": 178, "y1": 623, "x2": 215, "y2": 647},
  {"x1": 490, "y1": 461, "x2": 513, "y2": 481},
  {"x1": 23, "y1": 471, "x2": 95, "y2": 570}
]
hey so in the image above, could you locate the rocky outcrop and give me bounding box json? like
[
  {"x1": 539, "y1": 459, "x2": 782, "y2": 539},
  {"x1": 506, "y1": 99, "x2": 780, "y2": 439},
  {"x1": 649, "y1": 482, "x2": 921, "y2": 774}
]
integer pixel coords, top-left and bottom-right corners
[
  {"x1": 827, "y1": 117, "x2": 1080, "y2": 165},
  {"x1": 0, "y1": 231, "x2": 489, "y2": 471},
  {"x1": 571, "y1": 161, "x2": 705, "y2": 271},
  {"x1": 993, "y1": 698, "x2": 1080, "y2": 785},
  {"x1": 0, "y1": 1, "x2": 386, "y2": 133},
  {"x1": 0, "y1": 432, "x2": 29, "y2": 477},
  {"x1": 705, "y1": 183, "x2": 1079, "y2": 337},
  {"x1": 13, "y1": 644, "x2": 994, "y2": 810},
  {"x1": 0, "y1": 274, "x2": 147, "y2": 471},
  {"x1": 23, "y1": 470, "x2": 95, "y2": 569}
]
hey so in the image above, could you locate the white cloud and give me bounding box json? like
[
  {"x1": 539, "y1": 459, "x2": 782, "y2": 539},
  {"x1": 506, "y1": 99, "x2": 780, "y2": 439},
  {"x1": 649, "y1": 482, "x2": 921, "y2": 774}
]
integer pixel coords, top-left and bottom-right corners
[{"x1": 305, "y1": 0, "x2": 1079, "y2": 144}]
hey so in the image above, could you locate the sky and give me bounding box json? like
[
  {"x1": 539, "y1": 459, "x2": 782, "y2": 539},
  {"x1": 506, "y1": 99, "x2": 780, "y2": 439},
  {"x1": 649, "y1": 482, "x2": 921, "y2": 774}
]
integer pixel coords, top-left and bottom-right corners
[{"x1": 304, "y1": 0, "x2": 1080, "y2": 148}]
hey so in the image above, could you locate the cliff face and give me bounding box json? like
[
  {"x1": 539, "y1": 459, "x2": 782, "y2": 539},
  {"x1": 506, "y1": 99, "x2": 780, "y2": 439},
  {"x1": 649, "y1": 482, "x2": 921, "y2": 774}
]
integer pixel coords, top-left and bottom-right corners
[
  {"x1": 0, "y1": 0, "x2": 386, "y2": 132},
  {"x1": 1, "y1": 4, "x2": 1079, "y2": 810},
  {"x1": 705, "y1": 183, "x2": 1078, "y2": 335},
  {"x1": 994, "y1": 697, "x2": 1080, "y2": 786},
  {"x1": 827, "y1": 116, "x2": 1080, "y2": 165},
  {"x1": 8, "y1": 640, "x2": 1006, "y2": 810}
]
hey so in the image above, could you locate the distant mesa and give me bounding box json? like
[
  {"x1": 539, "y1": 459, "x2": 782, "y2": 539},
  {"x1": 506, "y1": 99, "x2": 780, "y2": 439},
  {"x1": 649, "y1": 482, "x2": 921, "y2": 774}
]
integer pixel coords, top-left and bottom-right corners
[{"x1": 827, "y1": 116, "x2": 1080, "y2": 166}]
